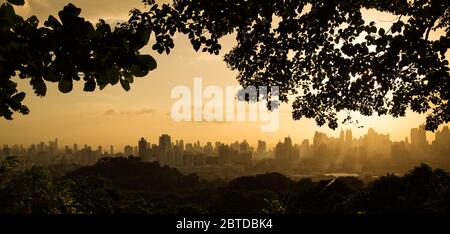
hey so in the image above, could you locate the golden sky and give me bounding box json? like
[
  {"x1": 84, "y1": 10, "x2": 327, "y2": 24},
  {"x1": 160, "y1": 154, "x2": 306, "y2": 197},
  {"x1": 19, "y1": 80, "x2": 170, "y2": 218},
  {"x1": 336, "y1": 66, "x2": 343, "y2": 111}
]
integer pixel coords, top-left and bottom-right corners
[{"x1": 0, "y1": 0, "x2": 448, "y2": 150}]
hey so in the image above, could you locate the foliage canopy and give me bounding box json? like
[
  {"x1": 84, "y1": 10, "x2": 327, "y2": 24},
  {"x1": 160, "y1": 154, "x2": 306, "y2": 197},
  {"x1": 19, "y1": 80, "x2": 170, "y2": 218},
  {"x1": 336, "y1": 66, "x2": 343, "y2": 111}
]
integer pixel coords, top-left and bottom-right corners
[{"x1": 1, "y1": 0, "x2": 449, "y2": 130}]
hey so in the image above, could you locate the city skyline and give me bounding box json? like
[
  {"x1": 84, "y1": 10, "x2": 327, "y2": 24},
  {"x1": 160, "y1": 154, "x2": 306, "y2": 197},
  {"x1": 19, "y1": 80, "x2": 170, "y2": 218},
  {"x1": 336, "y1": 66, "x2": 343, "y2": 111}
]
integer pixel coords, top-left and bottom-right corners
[
  {"x1": 2, "y1": 124, "x2": 448, "y2": 154},
  {"x1": 3, "y1": 124, "x2": 449, "y2": 176}
]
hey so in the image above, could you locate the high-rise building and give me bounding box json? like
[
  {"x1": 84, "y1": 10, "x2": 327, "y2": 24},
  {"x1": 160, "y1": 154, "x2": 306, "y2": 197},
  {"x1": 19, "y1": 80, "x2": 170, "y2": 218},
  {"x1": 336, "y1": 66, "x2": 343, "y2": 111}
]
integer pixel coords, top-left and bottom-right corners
[
  {"x1": 313, "y1": 131, "x2": 328, "y2": 146},
  {"x1": 275, "y1": 136, "x2": 299, "y2": 166},
  {"x1": 345, "y1": 129, "x2": 353, "y2": 144},
  {"x1": 411, "y1": 125, "x2": 427, "y2": 146},
  {"x1": 138, "y1": 137, "x2": 148, "y2": 158},
  {"x1": 183, "y1": 144, "x2": 192, "y2": 153},
  {"x1": 362, "y1": 128, "x2": 391, "y2": 159},
  {"x1": 180, "y1": 140, "x2": 184, "y2": 151},
  {"x1": 240, "y1": 140, "x2": 250, "y2": 153},
  {"x1": 124, "y1": 145, "x2": 134, "y2": 156},
  {"x1": 110, "y1": 145, "x2": 114, "y2": 155},
  {"x1": 435, "y1": 126, "x2": 450, "y2": 145},
  {"x1": 204, "y1": 142, "x2": 213, "y2": 155},
  {"x1": 230, "y1": 141, "x2": 240, "y2": 152},
  {"x1": 37, "y1": 142, "x2": 45, "y2": 152},
  {"x1": 218, "y1": 144, "x2": 239, "y2": 165},
  {"x1": 159, "y1": 134, "x2": 172, "y2": 152},
  {"x1": 339, "y1": 129, "x2": 345, "y2": 142},
  {"x1": 175, "y1": 140, "x2": 184, "y2": 151},
  {"x1": 64, "y1": 145, "x2": 72, "y2": 155},
  {"x1": 257, "y1": 140, "x2": 267, "y2": 154}
]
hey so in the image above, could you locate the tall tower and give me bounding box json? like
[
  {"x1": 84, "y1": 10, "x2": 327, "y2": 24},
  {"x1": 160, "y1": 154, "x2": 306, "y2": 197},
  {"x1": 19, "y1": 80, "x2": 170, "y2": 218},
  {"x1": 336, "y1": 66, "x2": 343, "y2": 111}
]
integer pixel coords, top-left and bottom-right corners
[
  {"x1": 339, "y1": 129, "x2": 345, "y2": 142},
  {"x1": 345, "y1": 129, "x2": 353, "y2": 144},
  {"x1": 159, "y1": 134, "x2": 171, "y2": 152},
  {"x1": 411, "y1": 125, "x2": 427, "y2": 146},
  {"x1": 179, "y1": 140, "x2": 184, "y2": 151},
  {"x1": 257, "y1": 140, "x2": 267, "y2": 154},
  {"x1": 284, "y1": 136, "x2": 292, "y2": 147},
  {"x1": 138, "y1": 137, "x2": 148, "y2": 157}
]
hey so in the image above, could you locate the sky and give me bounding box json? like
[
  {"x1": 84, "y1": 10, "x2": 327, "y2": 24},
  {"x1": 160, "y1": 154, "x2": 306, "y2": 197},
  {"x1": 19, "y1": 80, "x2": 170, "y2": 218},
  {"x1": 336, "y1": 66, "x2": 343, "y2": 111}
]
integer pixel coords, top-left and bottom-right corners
[{"x1": 0, "y1": 0, "x2": 448, "y2": 150}]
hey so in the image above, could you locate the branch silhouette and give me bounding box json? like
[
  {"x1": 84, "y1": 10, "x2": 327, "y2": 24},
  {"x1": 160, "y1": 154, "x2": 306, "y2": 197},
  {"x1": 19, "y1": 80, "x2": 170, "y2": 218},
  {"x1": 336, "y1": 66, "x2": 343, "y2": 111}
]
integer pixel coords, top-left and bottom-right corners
[{"x1": 1, "y1": 0, "x2": 449, "y2": 131}]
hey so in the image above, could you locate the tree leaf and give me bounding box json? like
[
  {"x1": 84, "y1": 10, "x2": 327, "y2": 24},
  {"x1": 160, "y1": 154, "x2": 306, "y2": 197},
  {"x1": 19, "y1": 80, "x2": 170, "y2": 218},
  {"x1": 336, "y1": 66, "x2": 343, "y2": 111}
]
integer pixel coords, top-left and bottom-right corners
[
  {"x1": 0, "y1": 3, "x2": 16, "y2": 25},
  {"x1": 83, "y1": 79, "x2": 96, "y2": 92},
  {"x1": 7, "y1": 0, "x2": 25, "y2": 6},
  {"x1": 130, "y1": 65, "x2": 149, "y2": 77},
  {"x1": 120, "y1": 79, "x2": 131, "y2": 91},
  {"x1": 32, "y1": 81, "x2": 47, "y2": 97},
  {"x1": 12, "y1": 92, "x2": 26, "y2": 102},
  {"x1": 58, "y1": 79, "x2": 73, "y2": 93},
  {"x1": 44, "y1": 15, "x2": 62, "y2": 29},
  {"x1": 137, "y1": 55, "x2": 157, "y2": 71},
  {"x1": 106, "y1": 68, "x2": 120, "y2": 85}
]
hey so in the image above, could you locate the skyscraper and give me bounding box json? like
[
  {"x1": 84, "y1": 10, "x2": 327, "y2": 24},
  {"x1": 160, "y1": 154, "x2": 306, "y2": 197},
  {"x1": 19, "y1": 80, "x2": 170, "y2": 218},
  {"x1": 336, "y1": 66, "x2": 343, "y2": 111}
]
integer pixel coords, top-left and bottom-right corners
[
  {"x1": 138, "y1": 137, "x2": 148, "y2": 158},
  {"x1": 240, "y1": 140, "x2": 250, "y2": 153},
  {"x1": 159, "y1": 134, "x2": 172, "y2": 152},
  {"x1": 313, "y1": 131, "x2": 328, "y2": 146},
  {"x1": 257, "y1": 140, "x2": 267, "y2": 154},
  {"x1": 124, "y1": 145, "x2": 134, "y2": 156},
  {"x1": 435, "y1": 126, "x2": 450, "y2": 144},
  {"x1": 180, "y1": 140, "x2": 184, "y2": 151},
  {"x1": 411, "y1": 125, "x2": 427, "y2": 146},
  {"x1": 345, "y1": 129, "x2": 353, "y2": 144},
  {"x1": 275, "y1": 136, "x2": 299, "y2": 166}
]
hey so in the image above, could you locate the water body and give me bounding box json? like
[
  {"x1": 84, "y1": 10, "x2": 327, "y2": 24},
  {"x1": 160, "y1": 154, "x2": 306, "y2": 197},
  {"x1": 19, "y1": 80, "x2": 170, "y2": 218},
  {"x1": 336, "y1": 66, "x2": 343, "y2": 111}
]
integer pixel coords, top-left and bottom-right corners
[{"x1": 323, "y1": 173, "x2": 359, "y2": 177}]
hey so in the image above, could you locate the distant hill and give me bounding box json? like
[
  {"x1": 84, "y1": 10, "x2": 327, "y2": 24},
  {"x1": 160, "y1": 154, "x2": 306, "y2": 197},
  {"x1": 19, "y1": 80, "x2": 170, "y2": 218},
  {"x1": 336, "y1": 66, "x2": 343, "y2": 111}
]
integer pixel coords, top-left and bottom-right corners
[{"x1": 65, "y1": 157, "x2": 201, "y2": 193}]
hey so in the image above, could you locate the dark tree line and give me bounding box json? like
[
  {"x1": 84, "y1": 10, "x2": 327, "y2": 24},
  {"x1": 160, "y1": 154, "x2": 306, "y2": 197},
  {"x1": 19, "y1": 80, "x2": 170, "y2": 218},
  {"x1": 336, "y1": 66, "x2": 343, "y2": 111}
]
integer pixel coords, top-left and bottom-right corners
[
  {"x1": 0, "y1": 156, "x2": 449, "y2": 214},
  {"x1": 1, "y1": 0, "x2": 449, "y2": 130}
]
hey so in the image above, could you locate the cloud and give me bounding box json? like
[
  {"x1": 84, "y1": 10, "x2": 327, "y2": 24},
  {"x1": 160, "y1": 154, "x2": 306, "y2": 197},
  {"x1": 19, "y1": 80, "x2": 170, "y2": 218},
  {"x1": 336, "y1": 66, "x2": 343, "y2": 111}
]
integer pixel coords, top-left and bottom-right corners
[
  {"x1": 104, "y1": 108, "x2": 155, "y2": 116},
  {"x1": 104, "y1": 109, "x2": 117, "y2": 115},
  {"x1": 135, "y1": 108, "x2": 155, "y2": 115}
]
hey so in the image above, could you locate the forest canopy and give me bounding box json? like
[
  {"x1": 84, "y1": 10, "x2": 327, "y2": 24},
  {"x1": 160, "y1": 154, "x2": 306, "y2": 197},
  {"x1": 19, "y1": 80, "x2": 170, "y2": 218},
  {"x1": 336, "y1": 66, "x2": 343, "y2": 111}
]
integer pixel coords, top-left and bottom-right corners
[{"x1": 1, "y1": 0, "x2": 449, "y2": 130}]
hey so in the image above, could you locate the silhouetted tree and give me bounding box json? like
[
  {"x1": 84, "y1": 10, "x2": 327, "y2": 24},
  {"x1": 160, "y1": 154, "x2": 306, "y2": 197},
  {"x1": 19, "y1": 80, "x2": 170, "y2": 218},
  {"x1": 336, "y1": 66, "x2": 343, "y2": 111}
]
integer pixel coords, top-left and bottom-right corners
[
  {"x1": 0, "y1": 167, "x2": 77, "y2": 214},
  {"x1": 128, "y1": 0, "x2": 450, "y2": 130},
  {"x1": 365, "y1": 164, "x2": 450, "y2": 213},
  {"x1": 0, "y1": 1, "x2": 156, "y2": 119},
  {"x1": 1, "y1": 157, "x2": 449, "y2": 214},
  {"x1": 2, "y1": 0, "x2": 449, "y2": 129}
]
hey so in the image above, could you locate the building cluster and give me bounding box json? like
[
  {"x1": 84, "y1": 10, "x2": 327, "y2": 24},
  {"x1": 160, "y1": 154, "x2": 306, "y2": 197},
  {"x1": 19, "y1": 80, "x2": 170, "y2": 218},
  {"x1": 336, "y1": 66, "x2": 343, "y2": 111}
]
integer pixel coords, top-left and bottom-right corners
[
  {"x1": 0, "y1": 138, "x2": 117, "y2": 166},
  {"x1": 297, "y1": 126, "x2": 450, "y2": 173},
  {"x1": 137, "y1": 135, "x2": 255, "y2": 167},
  {"x1": 1, "y1": 125, "x2": 450, "y2": 172},
  {"x1": 274, "y1": 136, "x2": 300, "y2": 167}
]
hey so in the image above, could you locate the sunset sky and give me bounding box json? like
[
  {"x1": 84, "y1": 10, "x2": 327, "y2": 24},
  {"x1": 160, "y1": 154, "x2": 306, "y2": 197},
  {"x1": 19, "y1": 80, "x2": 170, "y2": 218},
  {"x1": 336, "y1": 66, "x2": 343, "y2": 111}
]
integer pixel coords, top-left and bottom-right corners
[{"x1": 0, "y1": 0, "x2": 448, "y2": 150}]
